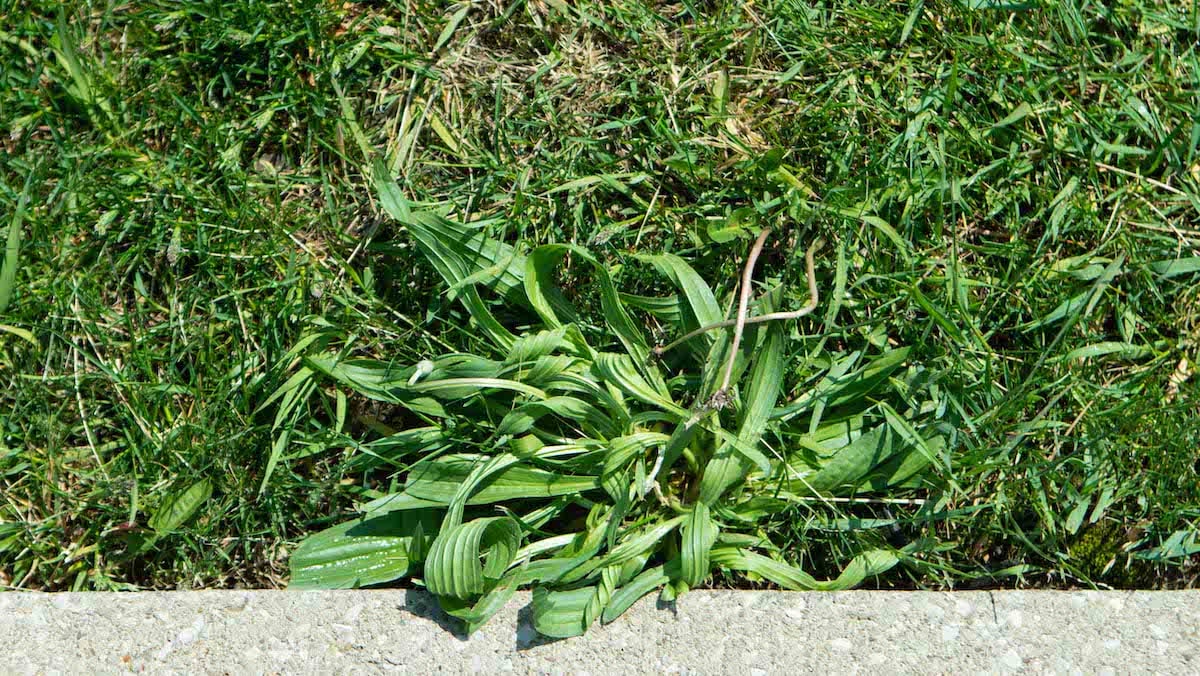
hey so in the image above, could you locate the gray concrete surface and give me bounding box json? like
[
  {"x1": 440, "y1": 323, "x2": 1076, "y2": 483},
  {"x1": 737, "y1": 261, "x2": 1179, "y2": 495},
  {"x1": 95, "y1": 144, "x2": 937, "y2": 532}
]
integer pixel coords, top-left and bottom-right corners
[{"x1": 1, "y1": 589, "x2": 1197, "y2": 674}]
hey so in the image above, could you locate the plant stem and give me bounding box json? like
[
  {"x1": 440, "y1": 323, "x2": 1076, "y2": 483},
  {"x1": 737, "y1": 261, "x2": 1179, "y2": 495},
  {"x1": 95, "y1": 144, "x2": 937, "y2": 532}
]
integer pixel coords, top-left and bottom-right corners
[
  {"x1": 655, "y1": 237, "x2": 825, "y2": 357},
  {"x1": 718, "y1": 227, "x2": 774, "y2": 400}
]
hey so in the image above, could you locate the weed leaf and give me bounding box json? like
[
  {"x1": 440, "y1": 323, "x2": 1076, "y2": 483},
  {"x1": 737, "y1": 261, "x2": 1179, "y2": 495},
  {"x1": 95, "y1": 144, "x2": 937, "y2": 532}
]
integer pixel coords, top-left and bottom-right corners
[
  {"x1": 289, "y1": 511, "x2": 436, "y2": 589},
  {"x1": 148, "y1": 479, "x2": 212, "y2": 535},
  {"x1": 425, "y1": 516, "x2": 522, "y2": 600}
]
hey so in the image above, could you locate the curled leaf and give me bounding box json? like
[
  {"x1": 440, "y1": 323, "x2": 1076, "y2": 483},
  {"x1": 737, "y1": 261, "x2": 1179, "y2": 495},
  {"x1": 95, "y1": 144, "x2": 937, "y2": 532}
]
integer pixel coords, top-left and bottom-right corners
[{"x1": 425, "y1": 517, "x2": 522, "y2": 600}]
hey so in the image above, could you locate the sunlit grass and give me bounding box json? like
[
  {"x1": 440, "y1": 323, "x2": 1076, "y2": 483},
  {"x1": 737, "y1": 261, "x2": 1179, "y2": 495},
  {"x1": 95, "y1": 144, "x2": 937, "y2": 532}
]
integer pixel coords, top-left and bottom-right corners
[{"x1": 1, "y1": 0, "x2": 1197, "y2": 597}]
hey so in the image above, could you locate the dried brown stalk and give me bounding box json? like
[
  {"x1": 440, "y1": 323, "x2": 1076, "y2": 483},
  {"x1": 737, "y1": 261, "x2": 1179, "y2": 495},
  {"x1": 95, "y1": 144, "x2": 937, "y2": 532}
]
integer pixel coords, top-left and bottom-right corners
[{"x1": 653, "y1": 232, "x2": 826, "y2": 408}]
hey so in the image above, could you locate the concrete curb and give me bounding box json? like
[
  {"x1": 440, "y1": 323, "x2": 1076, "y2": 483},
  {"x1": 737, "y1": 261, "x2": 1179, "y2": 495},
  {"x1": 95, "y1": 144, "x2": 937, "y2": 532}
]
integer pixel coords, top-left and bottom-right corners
[{"x1": 2, "y1": 589, "x2": 1197, "y2": 674}]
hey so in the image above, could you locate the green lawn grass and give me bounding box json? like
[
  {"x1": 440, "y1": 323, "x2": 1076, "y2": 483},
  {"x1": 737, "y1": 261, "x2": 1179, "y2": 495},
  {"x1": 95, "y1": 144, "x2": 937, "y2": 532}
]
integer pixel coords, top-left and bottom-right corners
[{"x1": 2, "y1": 0, "x2": 1198, "y2": 593}]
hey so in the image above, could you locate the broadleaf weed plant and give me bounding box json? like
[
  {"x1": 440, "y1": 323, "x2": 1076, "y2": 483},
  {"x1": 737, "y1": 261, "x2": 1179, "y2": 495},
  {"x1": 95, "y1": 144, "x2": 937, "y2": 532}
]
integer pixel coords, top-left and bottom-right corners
[{"x1": 276, "y1": 171, "x2": 960, "y2": 638}]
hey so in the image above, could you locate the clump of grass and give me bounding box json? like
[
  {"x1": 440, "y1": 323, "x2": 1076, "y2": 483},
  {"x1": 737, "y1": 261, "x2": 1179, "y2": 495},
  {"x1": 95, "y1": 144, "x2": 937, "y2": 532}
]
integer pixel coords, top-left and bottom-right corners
[{"x1": 0, "y1": 2, "x2": 437, "y2": 591}]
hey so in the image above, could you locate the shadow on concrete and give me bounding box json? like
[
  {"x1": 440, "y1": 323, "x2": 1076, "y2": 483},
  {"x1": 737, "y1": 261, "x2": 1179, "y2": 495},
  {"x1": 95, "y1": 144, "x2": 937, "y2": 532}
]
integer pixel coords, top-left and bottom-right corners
[
  {"x1": 401, "y1": 589, "x2": 468, "y2": 641},
  {"x1": 514, "y1": 592, "x2": 676, "y2": 651},
  {"x1": 399, "y1": 586, "x2": 674, "y2": 649},
  {"x1": 400, "y1": 587, "x2": 561, "y2": 649},
  {"x1": 514, "y1": 603, "x2": 564, "y2": 651},
  {"x1": 657, "y1": 595, "x2": 678, "y2": 617}
]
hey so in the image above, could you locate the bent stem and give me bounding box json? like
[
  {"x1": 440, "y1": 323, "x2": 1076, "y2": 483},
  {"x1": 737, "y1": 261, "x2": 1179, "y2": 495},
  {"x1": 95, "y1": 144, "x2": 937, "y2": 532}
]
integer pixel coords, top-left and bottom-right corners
[
  {"x1": 713, "y1": 227, "x2": 775, "y2": 406},
  {"x1": 657, "y1": 236, "x2": 825, "y2": 411},
  {"x1": 655, "y1": 237, "x2": 825, "y2": 357}
]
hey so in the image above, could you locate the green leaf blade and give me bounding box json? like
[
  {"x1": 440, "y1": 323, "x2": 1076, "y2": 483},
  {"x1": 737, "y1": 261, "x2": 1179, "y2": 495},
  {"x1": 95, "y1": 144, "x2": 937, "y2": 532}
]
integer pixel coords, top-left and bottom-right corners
[
  {"x1": 288, "y1": 511, "x2": 434, "y2": 590},
  {"x1": 425, "y1": 517, "x2": 522, "y2": 601},
  {"x1": 148, "y1": 479, "x2": 213, "y2": 535}
]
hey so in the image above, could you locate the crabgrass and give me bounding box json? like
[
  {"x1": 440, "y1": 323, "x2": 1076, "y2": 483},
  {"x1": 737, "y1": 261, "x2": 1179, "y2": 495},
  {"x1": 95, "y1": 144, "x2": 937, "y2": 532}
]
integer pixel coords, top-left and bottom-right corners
[{"x1": 1, "y1": 0, "x2": 1198, "y2": 595}]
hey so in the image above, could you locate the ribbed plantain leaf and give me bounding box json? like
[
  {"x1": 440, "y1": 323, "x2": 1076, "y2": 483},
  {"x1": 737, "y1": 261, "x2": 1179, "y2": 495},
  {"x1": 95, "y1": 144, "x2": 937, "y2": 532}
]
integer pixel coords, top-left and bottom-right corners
[
  {"x1": 680, "y1": 502, "x2": 719, "y2": 587},
  {"x1": 635, "y1": 253, "x2": 723, "y2": 348},
  {"x1": 503, "y1": 327, "x2": 570, "y2": 364},
  {"x1": 405, "y1": 454, "x2": 601, "y2": 505},
  {"x1": 289, "y1": 510, "x2": 438, "y2": 590},
  {"x1": 530, "y1": 586, "x2": 594, "y2": 638},
  {"x1": 497, "y1": 396, "x2": 617, "y2": 438},
  {"x1": 593, "y1": 352, "x2": 686, "y2": 417},
  {"x1": 787, "y1": 423, "x2": 945, "y2": 496},
  {"x1": 525, "y1": 244, "x2": 658, "y2": 376},
  {"x1": 149, "y1": 479, "x2": 213, "y2": 535},
  {"x1": 775, "y1": 347, "x2": 911, "y2": 421},
  {"x1": 710, "y1": 546, "x2": 899, "y2": 591},
  {"x1": 699, "y1": 321, "x2": 785, "y2": 505},
  {"x1": 425, "y1": 517, "x2": 522, "y2": 600},
  {"x1": 559, "y1": 515, "x2": 686, "y2": 585},
  {"x1": 601, "y1": 565, "x2": 669, "y2": 625},
  {"x1": 374, "y1": 161, "x2": 524, "y2": 300}
]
